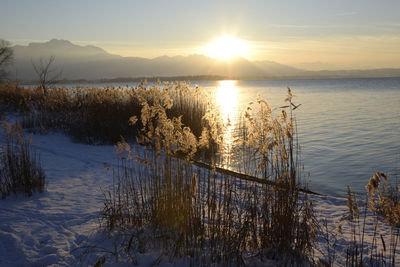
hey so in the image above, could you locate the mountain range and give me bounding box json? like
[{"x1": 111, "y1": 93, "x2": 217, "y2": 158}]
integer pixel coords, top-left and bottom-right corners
[{"x1": 8, "y1": 39, "x2": 400, "y2": 81}]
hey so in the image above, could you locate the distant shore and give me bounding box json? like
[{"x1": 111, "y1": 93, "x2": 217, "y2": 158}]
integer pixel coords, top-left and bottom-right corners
[{"x1": 18, "y1": 73, "x2": 400, "y2": 86}]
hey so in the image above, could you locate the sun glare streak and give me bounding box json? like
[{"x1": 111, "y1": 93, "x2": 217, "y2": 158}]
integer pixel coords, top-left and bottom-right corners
[
  {"x1": 216, "y1": 80, "x2": 239, "y2": 168},
  {"x1": 205, "y1": 36, "x2": 249, "y2": 60},
  {"x1": 217, "y1": 80, "x2": 237, "y2": 123}
]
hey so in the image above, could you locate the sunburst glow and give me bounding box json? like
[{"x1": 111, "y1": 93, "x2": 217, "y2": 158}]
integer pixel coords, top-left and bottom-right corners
[{"x1": 204, "y1": 36, "x2": 249, "y2": 60}]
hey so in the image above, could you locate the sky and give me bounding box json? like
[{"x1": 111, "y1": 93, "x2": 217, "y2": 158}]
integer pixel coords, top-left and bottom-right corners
[{"x1": 1, "y1": 0, "x2": 400, "y2": 70}]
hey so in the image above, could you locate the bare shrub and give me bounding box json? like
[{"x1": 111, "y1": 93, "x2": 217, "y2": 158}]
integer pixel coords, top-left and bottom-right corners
[
  {"x1": 0, "y1": 39, "x2": 13, "y2": 82},
  {"x1": 32, "y1": 55, "x2": 62, "y2": 95}
]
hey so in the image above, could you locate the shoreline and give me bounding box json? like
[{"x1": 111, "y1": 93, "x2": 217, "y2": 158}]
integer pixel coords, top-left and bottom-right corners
[{"x1": 17, "y1": 75, "x2": 400, "y2": 86}]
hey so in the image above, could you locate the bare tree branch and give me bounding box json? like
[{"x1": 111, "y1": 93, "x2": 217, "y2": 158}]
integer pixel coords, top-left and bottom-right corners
[
  {"x1": 0, "y1": 39, "x2": 14, "y2": 82},
  {"x1": 32, "y1": 55, "x2": 62, "y2": 95}
]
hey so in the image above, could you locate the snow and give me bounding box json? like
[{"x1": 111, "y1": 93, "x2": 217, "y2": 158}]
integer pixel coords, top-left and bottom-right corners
[
  {"x1": 0, "y1": 129, "x2": 399, "y2": 266},
  {"x1": 0, "y1": 133, "x2": 116, "y2": 266}
]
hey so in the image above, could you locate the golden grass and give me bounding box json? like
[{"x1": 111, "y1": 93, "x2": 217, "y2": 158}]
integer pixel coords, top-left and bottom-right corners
[
  {"x1": 98, "y1": 88, "x2": 316, "y2": 265},
  {"x1": 0, "y1": 82, "x2": 210, "y2": 145}
]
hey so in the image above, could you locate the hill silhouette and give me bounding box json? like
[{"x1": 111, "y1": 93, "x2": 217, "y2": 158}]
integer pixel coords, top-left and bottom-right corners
[{"x1": 9, "y1": 39, "x2": 400, "y2": 81}]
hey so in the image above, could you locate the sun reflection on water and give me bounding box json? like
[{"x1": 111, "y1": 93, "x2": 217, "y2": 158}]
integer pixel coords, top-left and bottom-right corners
[{"x1": 216, "y1": 80, "x2": 239, "y2": 168}]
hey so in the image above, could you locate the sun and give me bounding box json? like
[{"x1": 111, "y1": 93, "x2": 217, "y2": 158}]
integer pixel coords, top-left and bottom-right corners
[{"x1": 204, "y1": 36, "x2": 249, "y2": 61}]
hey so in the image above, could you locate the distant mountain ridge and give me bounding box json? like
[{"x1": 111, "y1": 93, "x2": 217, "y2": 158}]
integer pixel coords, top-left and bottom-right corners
[{"x1": 8, "y1": 39, "x2": 400, "y2": 81}]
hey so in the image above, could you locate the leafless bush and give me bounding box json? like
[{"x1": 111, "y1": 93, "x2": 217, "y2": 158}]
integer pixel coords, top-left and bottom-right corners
[
  {"x1": 0, "y1": 39, "x2": 13, "y2": 82},
  {"x1": 32, "y1": 55, "x2": 62, "y2": 95}
]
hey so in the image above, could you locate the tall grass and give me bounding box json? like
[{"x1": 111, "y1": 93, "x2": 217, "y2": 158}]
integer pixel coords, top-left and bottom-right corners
[
  {"x1": 321, "y1": 175, "x2": 400, "y2": 266},
  {"x1": 0, "y1": 121, "x2": 45, "y2": 199},
  {"x1": 98, "y1": 88, "x2": 316, "y2": 265},
  {"x1": 0, "y1": 82, "x2": 209, "y2": 145},
  {"x1": 366, "y1": 172, "x2": 400, "y2": 227}
]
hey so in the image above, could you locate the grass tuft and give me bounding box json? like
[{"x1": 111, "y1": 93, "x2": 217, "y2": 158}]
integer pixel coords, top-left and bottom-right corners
[{"x1": 0, "y1": 121, "x2": 45, "y2": 199}]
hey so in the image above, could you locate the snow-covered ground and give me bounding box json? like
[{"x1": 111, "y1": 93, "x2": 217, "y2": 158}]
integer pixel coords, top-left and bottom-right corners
[
  {"x1": 0, "y1": 133, "x2": 117, "y2": 266},
  {"x1": 0, "y1": 130, "x2": 399, "y2": 266}
]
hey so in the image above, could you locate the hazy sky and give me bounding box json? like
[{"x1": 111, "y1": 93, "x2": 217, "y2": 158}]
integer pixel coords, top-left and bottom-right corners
[{"x1": 1, "y1": 0, "x2": 400, "y2": 69}]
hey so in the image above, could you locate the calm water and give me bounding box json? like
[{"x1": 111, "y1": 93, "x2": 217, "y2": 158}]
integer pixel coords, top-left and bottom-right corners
[
  {"x1": 68, "y1": 78, "x2": 400, "y2": 197},
  {"x1": 194, "y1": 78, "x2": 400, "y2": 197}
]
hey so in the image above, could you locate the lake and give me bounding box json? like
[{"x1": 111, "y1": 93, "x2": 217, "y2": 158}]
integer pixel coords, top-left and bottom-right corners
[
  {"x1": 67, "y1": 77, "x2": 400, "y2": 197},
  {"x1": 196, "y1": 78, "x2": 400, "y2": 197}
]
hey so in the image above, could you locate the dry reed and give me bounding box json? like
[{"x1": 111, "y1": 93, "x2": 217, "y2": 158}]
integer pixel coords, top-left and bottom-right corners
[
  {"x1": 98, "y1": 88, "x2": 316, "y2": 265},
  {"x1": 0, "y1": 121, "x2": 45, "y2": 199},
  {"x1": 0, "y1": 82, "x2": 209, "y2": 145}
]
